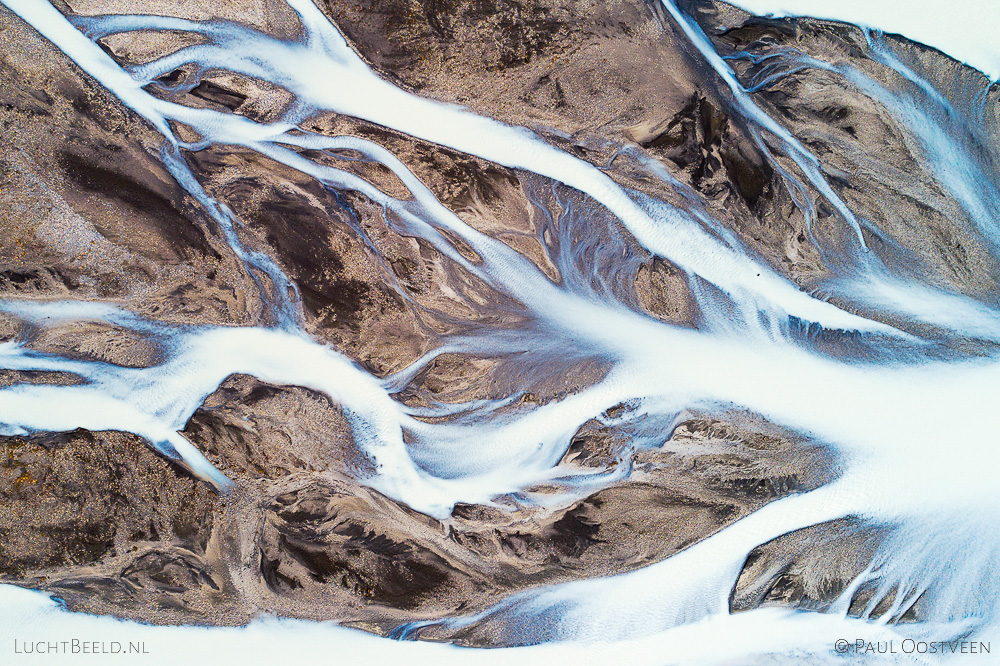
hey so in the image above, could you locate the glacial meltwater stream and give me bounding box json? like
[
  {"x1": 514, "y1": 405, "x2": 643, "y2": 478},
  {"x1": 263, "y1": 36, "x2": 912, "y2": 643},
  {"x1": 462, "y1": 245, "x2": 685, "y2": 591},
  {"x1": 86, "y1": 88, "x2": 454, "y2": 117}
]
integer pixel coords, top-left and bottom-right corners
[{"x1": 1, "y1": 0, "x2": 1000, "y2": 663}]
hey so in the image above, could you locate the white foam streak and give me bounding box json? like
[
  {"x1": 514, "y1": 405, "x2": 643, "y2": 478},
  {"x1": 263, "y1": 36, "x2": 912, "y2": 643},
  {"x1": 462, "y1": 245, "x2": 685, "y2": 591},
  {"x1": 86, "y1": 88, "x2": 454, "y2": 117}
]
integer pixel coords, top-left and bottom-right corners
[
  {"x1": 7, "y1": 582, "x2": 971, "y2": 666},
  {"x1": 656, "y1": 0, "x2": 869, "y2": 246}
]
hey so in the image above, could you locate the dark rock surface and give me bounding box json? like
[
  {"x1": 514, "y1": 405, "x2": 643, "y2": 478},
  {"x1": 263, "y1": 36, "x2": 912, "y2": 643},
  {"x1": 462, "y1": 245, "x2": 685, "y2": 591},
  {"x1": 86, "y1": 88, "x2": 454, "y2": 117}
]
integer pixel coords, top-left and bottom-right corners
[{"x1": 0, "y1": 401, "x2": 834, "y2": 636}]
